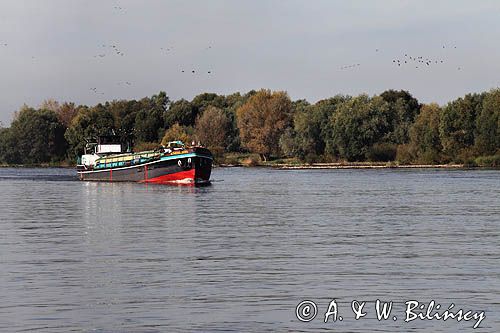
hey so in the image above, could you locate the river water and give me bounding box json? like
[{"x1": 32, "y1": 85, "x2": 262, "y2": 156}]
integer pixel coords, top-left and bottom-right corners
[{"x1": 0, "y1": 167, "x2": 499, "y2": 332}]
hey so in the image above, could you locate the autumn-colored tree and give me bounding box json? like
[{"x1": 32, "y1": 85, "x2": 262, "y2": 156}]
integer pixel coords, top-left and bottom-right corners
[
  {"x1": 161, "y1": 123, "x2": 191, "y2": 146},
  {"x1": 194, "y1": 106, "x2": 231, "y2": 157},
  {"x1": 236, "y1": 89, "x2": 292, "y2": 160},
  {"x1": 39, "y1": 99, "x2": 61, "y2": 113},
  {"x1": 39, "y1": 99, "x2": 81, "y2": 128},
  {"x1": 58, "y1": 103, "x2": 80, "y2": 127},
  {"x1": 133, "y1": 141, "x2": 161, "y2": 152}
]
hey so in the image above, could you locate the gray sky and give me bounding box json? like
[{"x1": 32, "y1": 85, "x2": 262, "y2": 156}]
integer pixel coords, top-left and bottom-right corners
[{"x1": 1, "y1": 0, "x2": 499, "y2": 124}]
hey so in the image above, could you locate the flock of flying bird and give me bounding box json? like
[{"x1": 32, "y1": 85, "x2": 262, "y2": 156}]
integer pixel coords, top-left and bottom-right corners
[
  {"x1": 1, "y1": 2, "x2": 465, "y2": 98},
  {"x1": 390, "y1": 45, "x2": 461, "y2": 70},
  {"x1": 83, "y1": 2, "x2": 214, "y2": 95},
  {"x1": 93, "y1": 43, "x2": 125, "y2": 58},
  {"x1": 78, "y1": 2, "x2": 204, "y2": 95},
  {"x1": 87, "y1": 40, "x2": 213, "y2": 95},
  {"x1": 91, "y1": 42, "x2": 214, "y2": 72},
  {"x1": 392, "y1": 54, "x2": 447, "y2": 69},
  {"x1": 341, "y1": 45, "x2": 462, "y2": 71}
]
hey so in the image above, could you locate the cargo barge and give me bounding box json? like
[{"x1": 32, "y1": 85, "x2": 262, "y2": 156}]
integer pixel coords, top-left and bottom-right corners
[{"x1": 77, "y1": 139, "x2": 212, "y2": 185}]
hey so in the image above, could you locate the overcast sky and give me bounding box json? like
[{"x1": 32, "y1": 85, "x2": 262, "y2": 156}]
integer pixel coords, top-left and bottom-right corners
[{"x1": 0, "y1": 0, "x2": 499, "y2": 124}]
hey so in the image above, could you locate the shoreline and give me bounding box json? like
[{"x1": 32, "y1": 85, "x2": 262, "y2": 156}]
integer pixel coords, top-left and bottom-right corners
[
  {"x1": 0, "y1": 164, "x2": 74, "y2": 168},
  {"x1": 217, "y1": 162, "x2": 475, "y2": 169},
  {"x1": 2, "y1": 163, "x2": 499, "y2": 170},
  {"x1": 272, "y1": 163, "x2": 465, "y2": 169}
]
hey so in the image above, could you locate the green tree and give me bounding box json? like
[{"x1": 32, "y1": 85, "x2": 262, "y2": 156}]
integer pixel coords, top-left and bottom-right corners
[
  {"x1": 330, "y1": 95, "x2": 391, "y2": 161},
  {"x1": 9, "y1": 107, "x2": 67, "y2": 163},
  {"x1": 307, "y1": 95, "x2": 350, "y2": 159},
  {"x1": 440, "y1": 93, "x2": 484, "y2": 160},
  {"x1": 64, "y1": 105, "x2": 115, "y2": 157},
  {"x1": 164, "y1": 99, "x2": 198, "y2": 128},
  {"x1": 279, "y1": 127, "x2": 300, "y2": 158},
  {"x1": 407, "y1": 103, "x2": 443, "y2": 164},
  {"x1": 135, "y1": 92, "x2": 169, "y2": 143},
  {"x1": 475, "y1": 89, "x2": 500, "y2": 155},
  {"x1": 224, "y1": 92, "x2": 246, "y2": 111},
  {"x1": 107, "y1": 99, "x2": 141, "y2": 149},
  {"x1": 283, "y1": 95, "x2": 353, "y2": 161},
  {"x1": 0, "y1": 127, "x2": 19, "y2": 164},
  {"x1": 236, "y1": 89, "x2": 292, "y2": 161},
  {"x1": 380, "y1": 90, "x2": 421, "y2": 144},
  {"x1": 222, "y1": 92, "x2": 254, "y2": 152},
  {"x1": 191, "y1": 93, "x2": 226, "y2": 111},
  {"x1": 278, "y1": 99, "x2": 310, "y2": 159}
]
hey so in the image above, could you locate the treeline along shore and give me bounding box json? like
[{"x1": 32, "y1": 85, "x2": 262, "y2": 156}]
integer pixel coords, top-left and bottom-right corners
[{"x1": 0, "y1": 88, "x2": 499, "y2": 167}]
